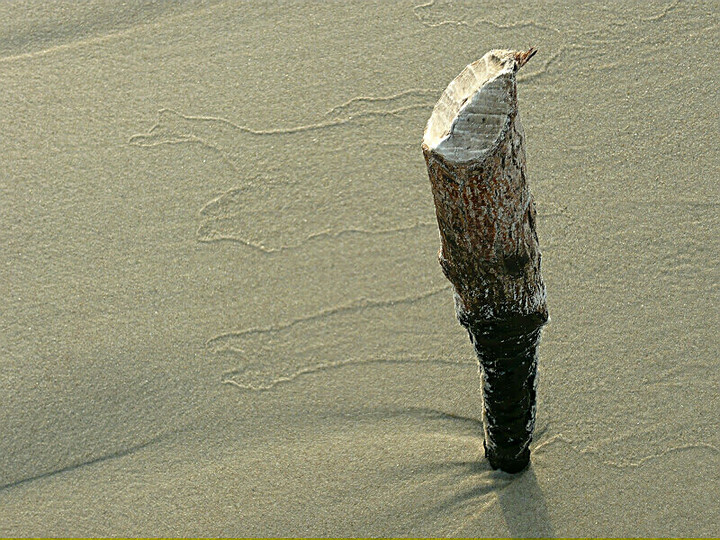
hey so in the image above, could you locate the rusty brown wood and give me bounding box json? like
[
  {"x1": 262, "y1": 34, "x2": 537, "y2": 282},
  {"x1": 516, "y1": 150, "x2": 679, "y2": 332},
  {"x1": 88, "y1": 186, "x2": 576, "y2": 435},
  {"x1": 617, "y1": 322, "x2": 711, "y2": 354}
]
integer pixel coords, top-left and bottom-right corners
[{"x1": 422, "y1": 49, "x2": 548, "y2": 473}]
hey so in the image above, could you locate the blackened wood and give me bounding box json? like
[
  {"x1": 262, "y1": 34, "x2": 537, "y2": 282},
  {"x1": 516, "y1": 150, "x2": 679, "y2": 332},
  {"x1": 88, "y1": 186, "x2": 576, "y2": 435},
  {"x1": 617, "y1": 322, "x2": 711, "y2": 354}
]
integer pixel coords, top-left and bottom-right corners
[{"x1": 422, "y1": 49, "x2": 547, "y2": 473}]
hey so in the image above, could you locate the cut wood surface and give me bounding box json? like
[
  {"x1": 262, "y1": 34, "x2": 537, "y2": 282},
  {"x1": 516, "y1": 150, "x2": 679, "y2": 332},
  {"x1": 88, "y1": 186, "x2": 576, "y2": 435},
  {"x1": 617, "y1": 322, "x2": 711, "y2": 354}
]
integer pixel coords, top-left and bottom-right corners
[{"x1": 422, "y1": 49, "x2": 548, "y2": 473}]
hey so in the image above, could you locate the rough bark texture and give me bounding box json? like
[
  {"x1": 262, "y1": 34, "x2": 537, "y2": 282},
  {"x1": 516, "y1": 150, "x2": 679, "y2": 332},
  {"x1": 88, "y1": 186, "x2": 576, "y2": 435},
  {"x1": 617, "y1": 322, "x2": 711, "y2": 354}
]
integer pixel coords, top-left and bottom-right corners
[{"x1": 422, "y1": 49, "x2": 547, "y2": 473}]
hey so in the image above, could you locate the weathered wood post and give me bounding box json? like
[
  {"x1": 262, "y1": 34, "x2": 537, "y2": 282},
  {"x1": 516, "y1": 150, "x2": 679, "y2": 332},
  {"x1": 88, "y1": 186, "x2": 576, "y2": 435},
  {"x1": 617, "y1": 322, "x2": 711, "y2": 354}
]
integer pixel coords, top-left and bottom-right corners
[{"x1": 422, "y1": 49, "x2": 547, "y2": 473}]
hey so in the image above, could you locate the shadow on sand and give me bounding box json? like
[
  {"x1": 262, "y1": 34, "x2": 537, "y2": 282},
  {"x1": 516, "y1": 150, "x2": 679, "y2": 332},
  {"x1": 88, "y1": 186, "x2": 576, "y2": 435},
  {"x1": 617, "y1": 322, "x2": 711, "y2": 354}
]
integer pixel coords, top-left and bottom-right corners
[
  {"x1": 407, "y1": 409, "x2": 554, "y2": 536},
  {"x1": 429, "y1": 456, "x2": 554, "y2": 537},
  {"x1": 497, "y1": 464, "x2": 554, "y2": 538}
]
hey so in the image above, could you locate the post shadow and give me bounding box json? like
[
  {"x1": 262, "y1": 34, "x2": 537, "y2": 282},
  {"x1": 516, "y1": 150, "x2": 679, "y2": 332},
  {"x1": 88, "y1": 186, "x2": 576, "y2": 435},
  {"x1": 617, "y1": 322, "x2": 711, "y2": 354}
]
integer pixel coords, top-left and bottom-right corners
[
  {"x1": 497, "y1": 464, "x2": 555, "y2": 538},
  {"x1": 422, "y1": 417, "x2": 554, "y2": 537}
]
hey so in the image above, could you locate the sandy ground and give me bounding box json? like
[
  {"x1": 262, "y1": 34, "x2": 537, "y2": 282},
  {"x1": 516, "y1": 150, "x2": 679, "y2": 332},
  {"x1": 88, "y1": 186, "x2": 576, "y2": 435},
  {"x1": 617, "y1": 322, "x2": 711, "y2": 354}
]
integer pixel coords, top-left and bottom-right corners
[{"x1": 1, "y1": 0, "x2": 718, "y2": 536}]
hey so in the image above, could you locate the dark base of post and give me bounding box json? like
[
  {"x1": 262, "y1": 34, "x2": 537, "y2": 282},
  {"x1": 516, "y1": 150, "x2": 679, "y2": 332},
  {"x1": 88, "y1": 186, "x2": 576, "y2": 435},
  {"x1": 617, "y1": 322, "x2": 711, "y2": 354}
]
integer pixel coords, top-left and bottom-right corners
[
  {"x1": 485, "y1": 441, "x2": 531, "y2": 474},
  {"x1": 457, "y1": 306, "x2": 547, "y2": 474}
]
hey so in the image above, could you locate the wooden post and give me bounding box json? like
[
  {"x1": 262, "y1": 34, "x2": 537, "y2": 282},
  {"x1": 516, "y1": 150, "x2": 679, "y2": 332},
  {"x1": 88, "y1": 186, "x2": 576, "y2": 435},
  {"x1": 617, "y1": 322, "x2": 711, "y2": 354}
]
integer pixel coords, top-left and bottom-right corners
[{"x1": 422, "y1": 49, "x2": 547, "y2": 473}]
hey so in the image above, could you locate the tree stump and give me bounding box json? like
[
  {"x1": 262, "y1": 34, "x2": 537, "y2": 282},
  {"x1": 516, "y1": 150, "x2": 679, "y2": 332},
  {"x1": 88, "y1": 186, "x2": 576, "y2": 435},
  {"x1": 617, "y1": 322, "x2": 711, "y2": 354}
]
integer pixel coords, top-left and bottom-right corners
[{"x1": 422, "y1": 48, "x2": 548, "y2": 473}]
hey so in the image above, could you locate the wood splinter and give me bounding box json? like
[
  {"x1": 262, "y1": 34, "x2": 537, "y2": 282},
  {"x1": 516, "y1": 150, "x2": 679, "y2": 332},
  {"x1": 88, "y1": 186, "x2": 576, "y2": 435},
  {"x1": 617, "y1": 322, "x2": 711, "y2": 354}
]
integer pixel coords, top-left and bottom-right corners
[{"x1": 422, "y1": 49, "x2": 548, "y2": 473}]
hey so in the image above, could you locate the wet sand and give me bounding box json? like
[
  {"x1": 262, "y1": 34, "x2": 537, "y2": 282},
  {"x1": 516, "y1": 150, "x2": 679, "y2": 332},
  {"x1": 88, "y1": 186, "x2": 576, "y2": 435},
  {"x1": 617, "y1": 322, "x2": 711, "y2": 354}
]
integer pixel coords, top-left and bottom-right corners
[{"x1": 1, "y1": 0, "x2": 718, "y2": 536}]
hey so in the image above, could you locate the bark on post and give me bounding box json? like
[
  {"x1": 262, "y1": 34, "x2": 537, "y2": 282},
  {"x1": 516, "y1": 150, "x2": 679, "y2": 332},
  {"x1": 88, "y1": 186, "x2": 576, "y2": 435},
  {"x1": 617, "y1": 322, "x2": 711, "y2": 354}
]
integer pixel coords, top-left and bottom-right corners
[{"x1": 422, "y1": 49, "x2": 547, "y2": 473}]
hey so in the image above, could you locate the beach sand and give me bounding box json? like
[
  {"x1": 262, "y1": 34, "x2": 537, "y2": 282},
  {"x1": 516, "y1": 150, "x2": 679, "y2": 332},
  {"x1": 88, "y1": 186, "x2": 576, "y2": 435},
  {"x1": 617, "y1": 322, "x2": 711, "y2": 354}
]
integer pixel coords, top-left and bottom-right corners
[{"x1": 1, "y1": 0, "x2": 718, "y2": 536}]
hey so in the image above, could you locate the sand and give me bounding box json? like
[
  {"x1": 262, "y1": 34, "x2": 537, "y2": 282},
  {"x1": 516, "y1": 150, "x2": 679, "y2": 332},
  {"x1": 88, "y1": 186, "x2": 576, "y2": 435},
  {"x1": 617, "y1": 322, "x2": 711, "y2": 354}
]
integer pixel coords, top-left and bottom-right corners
[{"x1": 1, "y1": 0, "x2": 718, "y2": 536}]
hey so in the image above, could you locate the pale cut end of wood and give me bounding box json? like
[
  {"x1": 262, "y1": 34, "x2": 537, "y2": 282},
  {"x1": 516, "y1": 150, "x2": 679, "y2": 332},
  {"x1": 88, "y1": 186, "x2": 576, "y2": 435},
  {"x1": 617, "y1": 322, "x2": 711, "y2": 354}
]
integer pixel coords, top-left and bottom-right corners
[{"x1": 423, "y1": 49, "x2": 529, "y2": 164}]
